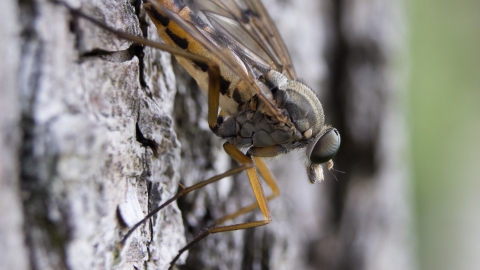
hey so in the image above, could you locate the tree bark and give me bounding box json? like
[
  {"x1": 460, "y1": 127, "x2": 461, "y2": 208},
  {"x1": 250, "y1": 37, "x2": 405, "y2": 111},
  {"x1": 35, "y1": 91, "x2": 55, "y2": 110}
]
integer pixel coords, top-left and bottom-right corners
[
  {"x1": 0, "y1": 1, "x2": 29, "y2": 269},
  {"x1": 3, "y1": 0, "x2": 184, "y2": 269},
  {"x1": 0, "y1": 0, "x2": 414, "y2": 270}
]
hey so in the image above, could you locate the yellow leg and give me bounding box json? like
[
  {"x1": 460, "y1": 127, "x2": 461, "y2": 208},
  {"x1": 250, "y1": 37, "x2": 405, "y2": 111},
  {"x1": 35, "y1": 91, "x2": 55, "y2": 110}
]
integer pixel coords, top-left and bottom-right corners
[
  {"x1": 119, "y1": 158, "x2": 251, "y2": 246},
  {"x1": 214, "y1": 157, "x2": 280, "y2": 225},
  {"x1": 168, "y1": 143, "x2": 273, "y2": 270}
]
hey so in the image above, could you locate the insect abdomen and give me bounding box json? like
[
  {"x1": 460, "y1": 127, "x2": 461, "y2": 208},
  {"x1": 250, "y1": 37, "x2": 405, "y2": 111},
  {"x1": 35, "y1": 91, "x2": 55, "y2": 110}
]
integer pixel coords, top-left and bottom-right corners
[{"x1": 144, "y1": 0, "x2": 253, "y2": 115}]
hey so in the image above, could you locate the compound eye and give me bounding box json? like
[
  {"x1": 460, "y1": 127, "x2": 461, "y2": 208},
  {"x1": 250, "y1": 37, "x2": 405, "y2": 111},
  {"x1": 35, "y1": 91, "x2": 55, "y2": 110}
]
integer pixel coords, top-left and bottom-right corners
[{"x1": 309, "y1": 128, "x2": 341, "y2": 164}]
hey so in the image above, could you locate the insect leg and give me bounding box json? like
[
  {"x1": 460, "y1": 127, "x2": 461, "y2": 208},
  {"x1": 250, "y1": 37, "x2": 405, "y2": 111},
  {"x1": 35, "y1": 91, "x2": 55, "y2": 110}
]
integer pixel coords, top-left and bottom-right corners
[
  {"x1": 120, "y1": 155, "x2": 251, "y2": 246},
  {"x1": 143, "y1": 1, "x2": 224, "y2": 131},
  {"x1": 214, "y1": 157, "x2": 280, "y2": 225},
  {"x1": 168, "y1": 143, "x2": 272, "y2": 269}
]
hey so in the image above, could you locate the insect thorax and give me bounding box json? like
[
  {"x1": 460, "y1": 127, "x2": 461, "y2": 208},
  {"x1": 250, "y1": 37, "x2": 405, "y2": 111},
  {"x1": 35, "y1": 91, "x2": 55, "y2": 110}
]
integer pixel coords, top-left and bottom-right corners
[{"x1": 217, "y1": 70, "x2": 326, "y2": 153}]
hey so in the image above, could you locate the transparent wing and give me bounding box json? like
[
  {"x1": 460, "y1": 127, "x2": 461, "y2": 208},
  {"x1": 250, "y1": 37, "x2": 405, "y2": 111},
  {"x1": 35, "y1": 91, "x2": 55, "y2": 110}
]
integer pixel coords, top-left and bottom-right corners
[
  {"x1": 148, "y1": 1, "x2": 287, "y2": 120},
  {"x1": 193, "y1": 0, "x2": 297, "y2": 80}
]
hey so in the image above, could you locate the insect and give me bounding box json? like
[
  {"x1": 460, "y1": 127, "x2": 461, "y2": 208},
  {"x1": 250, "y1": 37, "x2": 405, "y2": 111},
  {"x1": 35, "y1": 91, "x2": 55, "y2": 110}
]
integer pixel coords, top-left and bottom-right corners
[{"x1": 62, "y1": 0, "x2": 341, "y2": 268}]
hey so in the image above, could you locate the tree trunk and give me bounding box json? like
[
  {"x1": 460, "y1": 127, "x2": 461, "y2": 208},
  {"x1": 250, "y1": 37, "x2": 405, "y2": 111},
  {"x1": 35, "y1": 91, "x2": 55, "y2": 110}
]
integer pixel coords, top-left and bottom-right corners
[
  {"x1": 0, "y1": 0, "x2": 414, "y2": 270},
  {"x1": 2, "y1": 0, "x2": 184, "y2": 269}
]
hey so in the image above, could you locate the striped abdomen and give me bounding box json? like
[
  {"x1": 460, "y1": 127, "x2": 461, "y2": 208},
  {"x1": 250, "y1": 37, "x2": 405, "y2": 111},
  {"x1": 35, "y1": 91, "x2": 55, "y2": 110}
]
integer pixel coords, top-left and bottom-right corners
[{"x1": 144, "y1": 0, "x2": 254, "y2": 115}]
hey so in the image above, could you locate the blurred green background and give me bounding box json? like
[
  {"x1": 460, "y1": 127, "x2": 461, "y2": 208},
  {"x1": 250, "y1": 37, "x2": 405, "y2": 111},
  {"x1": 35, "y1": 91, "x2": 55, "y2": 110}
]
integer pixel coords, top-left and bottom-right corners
[{"x1": 409, "y1": 0, "x2": 480, "y2": 269}]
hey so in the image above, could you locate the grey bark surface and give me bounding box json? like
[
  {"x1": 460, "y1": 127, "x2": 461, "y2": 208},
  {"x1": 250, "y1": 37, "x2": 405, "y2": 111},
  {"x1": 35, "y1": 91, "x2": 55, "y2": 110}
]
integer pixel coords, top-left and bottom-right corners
[
  {"x1": 0, "y1": 1, "x2": 29, "y2": 269},
  {"x1": 3, "y1": 0, "x2": 184, "y2": 269},
  {"x1": 0, "y1": 0, "x2": 414, "y2": 270}
]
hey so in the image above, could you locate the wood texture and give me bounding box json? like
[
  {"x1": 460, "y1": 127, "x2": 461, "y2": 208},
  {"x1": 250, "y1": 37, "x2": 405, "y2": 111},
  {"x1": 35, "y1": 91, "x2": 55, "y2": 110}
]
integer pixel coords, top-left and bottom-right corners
[
  {"x1": 3, "y1": 0, "x2": 184, "y2": 269},
  {"x1": 0, "y1": 0, "x2": 414, "y2": 269}
]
